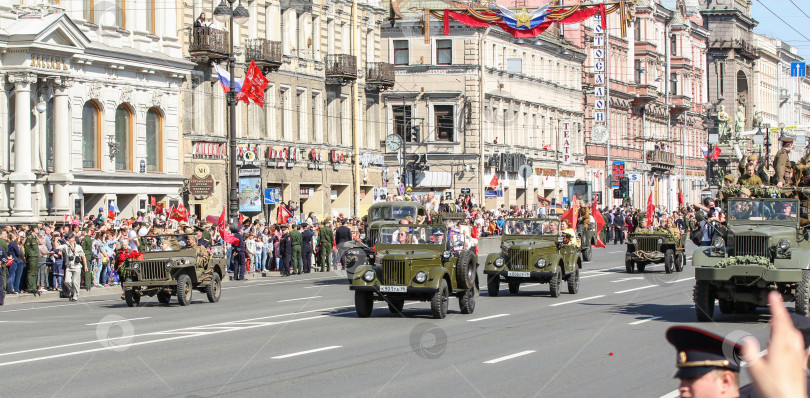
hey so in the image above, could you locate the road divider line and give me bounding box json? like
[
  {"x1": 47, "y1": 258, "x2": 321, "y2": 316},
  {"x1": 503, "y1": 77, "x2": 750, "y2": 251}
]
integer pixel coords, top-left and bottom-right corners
[
  {"x1": 271, "y1": 346, "x2": 342, "y2": 359},
  {"x1": 0, "y1": 299, "x2": 119, "y2": 313},
  {"x1": 610, "y1": 277, "x2": 644, "y2": 283},
  {"x1": 629, "y1": 316, "x2": 662, "y2": 325},
  {"x1": 483, "y1": 350, "x2": 536, "y2": 364},
  {"x1": 467, "y1": 314, "x2": 510, "y2": 322},
  {"x1": 85, "y1": 317, "x2": 151, "y2": 326},
  {"x1": 614, "y1": 285, "x2": 657, "y2": 294},
  {"x1": 580, "y1": 273, "x2": 613, "y2": 279},
  {"x1": 667, "y1": 277, "x2": 694, "y2": 284},
  {"x1": 549, "y1": 295, "x2": 606, "y2": 307},
  {"x1": 277, "y1": 296, "x2": 322, "y2": 303}
]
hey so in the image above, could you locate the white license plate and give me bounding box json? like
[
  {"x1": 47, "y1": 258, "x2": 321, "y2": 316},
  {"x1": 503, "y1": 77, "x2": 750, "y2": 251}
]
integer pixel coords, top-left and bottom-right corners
[
  {"x1": 379, "y1": 285, "x2": 407, "y2": 293},
  {"x1": 507, "y1": 271, "x2": 531, "y2": 278}
]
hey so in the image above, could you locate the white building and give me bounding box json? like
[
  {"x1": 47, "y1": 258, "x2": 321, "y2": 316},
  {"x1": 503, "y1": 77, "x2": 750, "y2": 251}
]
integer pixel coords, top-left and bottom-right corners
[{"x1": 0, "y1": 1, "x2": 193, "y2": 222}]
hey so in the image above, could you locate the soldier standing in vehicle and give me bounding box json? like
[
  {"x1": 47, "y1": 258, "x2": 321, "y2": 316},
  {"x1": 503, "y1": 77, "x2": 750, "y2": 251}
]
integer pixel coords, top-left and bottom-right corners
[
  {"x1": 301, "y1": 224, "x2": 314, "y2": 274},
  {"x1": 772, "y1": 136, "x2": 794, "y2": 187},
  {"x1": 23, "y1": 228, "x2": 40, "y2": 294},
  {"x1": 318, "y1": 219, "x2": 334, "y2": 272},
  {"x1": 290, "y1": 225, "x2": 303, "y2": 275},
  {"x1": 738, "y1": 160, "x2": 763, "y2": 186}
]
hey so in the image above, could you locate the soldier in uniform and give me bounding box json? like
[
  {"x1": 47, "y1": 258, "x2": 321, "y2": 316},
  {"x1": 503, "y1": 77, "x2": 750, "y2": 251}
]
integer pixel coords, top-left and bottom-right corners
[
  {"x1": 318, "y1": 219, "x2": 334, "y2": 272},
  {"x1": 231, "y1": 226, "x2": 246, "y2": 280},
  {"x1": 80, "y1": 228, "x2": 93, "y2": 291},
  {"x1": 279, "y1": 225, "x2": 291, "y2": 277},
  {"x1": 665, "y1": 326, "x2": 742, "y2": 398},
  {"x1": 661, "y1": 219, "x2": 681, "y2": 239},
  {"x1": 737, "y1": 160, "x2": 763, "y2": 186},
  {"x1": 290, "y1": 224, "x2": 303, "y2": 275},
  {"x1": 772, "y1": 136, "x2": 794, "y2": 187},
  {"x1": 301, "y1": 224, "x2": 314, "y2": 274},
  {"x1": 23, "y1": 228, "x2": 40, "y2": 294},
  {"x1": 187, "y1": 235, "x2": 209, "y2": 269}
]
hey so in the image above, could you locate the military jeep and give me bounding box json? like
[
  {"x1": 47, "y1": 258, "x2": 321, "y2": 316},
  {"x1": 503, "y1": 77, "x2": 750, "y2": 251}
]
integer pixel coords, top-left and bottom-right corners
[
  {"x1": 349, "y1": 224, "x2": 478, "y2": 319},
  {"x1": 483, "y1": 218, "x2": 581, "y2": 297},
  {"x1": 576, "y1": 221, "x2": 596, "y2": 262},
  {"x1": 692, "y1": 197, "x2": 810, "y2": 321},
  {"x1": 625, "y1": 231, "x2": 686, "y2": 273},
  {"x1": 121, "y1": 234, "x2": 228, "y2": 307}
]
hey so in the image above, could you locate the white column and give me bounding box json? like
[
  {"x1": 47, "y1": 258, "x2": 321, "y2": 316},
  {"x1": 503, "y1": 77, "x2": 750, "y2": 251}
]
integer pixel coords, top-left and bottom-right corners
[
  {"x1": 51, "y1": 78, "x2": 73, "y2": 215},
  {"x1": 8, "y1": 73, "x2": 37, "y2": 217}
]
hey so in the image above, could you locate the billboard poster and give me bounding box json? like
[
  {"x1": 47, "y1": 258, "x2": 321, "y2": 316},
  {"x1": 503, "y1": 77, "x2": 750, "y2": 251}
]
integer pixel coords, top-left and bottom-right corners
[{"x1": 238, "y1": 165, "x2": 262, "y2": 215}]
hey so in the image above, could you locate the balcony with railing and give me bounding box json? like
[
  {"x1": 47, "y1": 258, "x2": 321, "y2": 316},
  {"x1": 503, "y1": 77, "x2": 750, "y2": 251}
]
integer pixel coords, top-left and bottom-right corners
[
  {"x1": 245, "y1": 38, "x2": 282, "y2": 72},
  {"x1": 670, "y1": 95, "x2": 692, "y2": 112},
  {"x1": 188, "y1": 27, "x2": 229, "y2": 62},
  {"x1": 325, "y1": 54, "x2": 357, "y2": 84},
  {"x1": 365, "y1": 62, "x2": 394, "y2": 91},
  {"x1": 647, "y1": 149, "x2": 676, "y2": 169}
]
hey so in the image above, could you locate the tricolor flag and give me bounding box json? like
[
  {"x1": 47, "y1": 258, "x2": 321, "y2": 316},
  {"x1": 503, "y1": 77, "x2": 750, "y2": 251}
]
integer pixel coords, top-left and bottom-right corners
[
  {"x1": 537, "y1": 194, "x2": 551, "y2": 206},
  {"x1": 214, "y1": 63, "x2": 243, "y2": 94},
  {"x1": 701, "y1": 147, "x2": 709, "y2": 158},
  {"x1": 108, "y1": 203, "x2": 119, "y2": 220}
]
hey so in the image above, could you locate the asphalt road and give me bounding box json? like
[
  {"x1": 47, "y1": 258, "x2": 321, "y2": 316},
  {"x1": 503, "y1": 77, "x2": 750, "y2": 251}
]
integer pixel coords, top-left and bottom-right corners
[{"x1": 0, "y1": 243, "x2": 777, "y2": 398}]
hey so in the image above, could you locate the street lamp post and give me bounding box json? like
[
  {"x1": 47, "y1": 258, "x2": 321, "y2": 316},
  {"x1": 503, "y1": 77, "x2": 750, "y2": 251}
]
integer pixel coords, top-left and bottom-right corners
[{"x1": 214, "y1": 0, "x2": 249, "y2": 227}]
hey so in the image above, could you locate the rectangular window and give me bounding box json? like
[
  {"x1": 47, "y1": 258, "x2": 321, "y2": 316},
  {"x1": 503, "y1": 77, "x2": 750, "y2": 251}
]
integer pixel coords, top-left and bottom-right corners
[
  {"x1": 312, "y1": 92, "x2": 321, "y2": 143},
  {"x1": 670, "y1": 73, "x2": 678, "y2": 95},
  {"x1": 393, "y1": 40, "x2": 409, "y2": 66},
  {"x1": 392, "y1": 105, "x2": 413, "y2": 142},
  {"x1": 280, "y1": 88, "x2": 289, "y2": 140},
  {"x1": 635, "y1": 19, "x2": 641, "y2": 40},
  {"x1": 366, "y1": 96, "x2": 377, "y2": 149},
  {"x1": 436, "y1": 39, "x2": 452, "y2": 65},
  {"x1": 634, "y1": 59, "x2": 641, "y2": 84},
  {"x1": 670, "y1": 34, "x2": 677, "y2": 56},
  {"x1": 719, "y1": 62, "x2": 725, "y2": 96},
  {"x1": 434, "y1": 105, "x2": 454, "y2": 142}
]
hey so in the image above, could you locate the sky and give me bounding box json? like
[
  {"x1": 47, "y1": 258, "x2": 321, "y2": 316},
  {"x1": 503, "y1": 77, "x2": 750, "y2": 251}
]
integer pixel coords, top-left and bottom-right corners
[{"x1": 751, "y1": 0, "x2": 810, "y2": 62}]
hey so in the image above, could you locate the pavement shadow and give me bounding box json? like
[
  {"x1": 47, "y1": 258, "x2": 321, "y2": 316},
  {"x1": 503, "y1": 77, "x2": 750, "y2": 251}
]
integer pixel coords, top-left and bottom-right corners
[
  {"x1": 608, "y1": 302, "x2": 700, "y2": 324},
  {"x1": 325, "y1": 305, "x2": 458, "y2": 319}
]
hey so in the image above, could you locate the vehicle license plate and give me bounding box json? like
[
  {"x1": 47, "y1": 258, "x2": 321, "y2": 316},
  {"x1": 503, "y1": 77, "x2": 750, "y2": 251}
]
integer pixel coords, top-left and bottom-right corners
[
  {"x1": 507, "y1": 271, "x2": 531, "y2": 278},
  {"x1": 379, "y1": 285, "x2": 407, "y2": 293}
]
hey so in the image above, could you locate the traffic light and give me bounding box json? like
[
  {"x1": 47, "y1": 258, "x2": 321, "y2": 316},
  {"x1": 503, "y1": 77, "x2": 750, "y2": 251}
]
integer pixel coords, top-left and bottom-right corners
[
  {"x1": 619, "y1": 177, "x2": 629, "y2": 198},
  {"x1": 410, "y1": 125, "x2": 420, "y2": 142}
]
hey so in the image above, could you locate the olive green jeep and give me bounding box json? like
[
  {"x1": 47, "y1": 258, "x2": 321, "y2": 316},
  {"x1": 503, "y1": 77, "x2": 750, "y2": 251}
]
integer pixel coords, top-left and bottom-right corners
[
  {"x1": 483, "y1": 218, "x2": 581, "y2": 297},
  {"x1": 121, "y1": 234, "x2": 227, "y2": 307},
  {"x1": 349, "y1": 224, "x2": 478, "y2": 319},
  {"x1": 692, "y1": 196, "x2": 810, "y2": 321},
  {"x1": 576, "y1": 221, "x2": 596, "y2": 262},
  {"x1": 625, "y1": 231, "x2": 686, "y2": 273}
]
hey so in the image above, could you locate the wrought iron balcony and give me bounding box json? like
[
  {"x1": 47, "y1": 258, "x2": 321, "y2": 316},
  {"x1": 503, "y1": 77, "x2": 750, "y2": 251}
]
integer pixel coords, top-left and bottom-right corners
[
  {"x1": 365, "y1": 62, "x2": 394, "y2": 91},
  {"x1": 647, "y1": 149, "x2": 676, "y2": 168},
  {"x1": 325, "y1": 54, "x2": 357, "y2": 84},
  {"x1": 245, "y1": 38, "x2": 282, "y2": 72},
  {"x1": 188, "y1": 27, "x2": 229, "y2": 62}
]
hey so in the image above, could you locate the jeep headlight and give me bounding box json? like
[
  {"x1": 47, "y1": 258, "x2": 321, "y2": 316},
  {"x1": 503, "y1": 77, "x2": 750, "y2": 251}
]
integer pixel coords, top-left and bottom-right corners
[
  {"x1": 712, "y1": 237, "x2": 725, "y2": 249},
  {"x1": 363, "y1": 270, "x2": 376, "y2": 282},
  {"x1": 779, "y1": 239, "x2": 791, "y2": 251},
  {"x1": 442, "y1": 251, "x2": 451, "y2": 260},
  {"x1": 536, "y1": 259, "x2": 546, "y2": 267},
  {"x1": 494, "y1": 257, "x2": 505, "y2": 267},
  {"x1": 166, "y1": 261, "x2": 173, "y2": 268},
  {"x1": 631, "y1": 239, "x2": 637, "y2": 245},
  {"x1": 132, "y1": 263, "x2": 139, "y2": 270},
  {"x1": 415, "y1": 271, "x2": 427, "y2": 283},
  {"x1": 657, "y1": 238, "x2": 663, "y2": 245},
  {"x1": 360, "y1": 233, "x2": 366, "y2": 240}
]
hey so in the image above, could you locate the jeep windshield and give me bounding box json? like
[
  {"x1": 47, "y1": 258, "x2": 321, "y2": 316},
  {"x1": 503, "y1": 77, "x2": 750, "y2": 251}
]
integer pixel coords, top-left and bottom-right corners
[
  {"x1": 727, "y1": 198, "x2": 798, "y2": 223},
  {"x1": 376, "y1": 226, "x2": 447, "y2": 245},
  {"x1": 368, "y1": 206, "x2": 417, "y2": 221},
  {"x1": 504, "y1": 219, "x2": 560, "y2": 235}
]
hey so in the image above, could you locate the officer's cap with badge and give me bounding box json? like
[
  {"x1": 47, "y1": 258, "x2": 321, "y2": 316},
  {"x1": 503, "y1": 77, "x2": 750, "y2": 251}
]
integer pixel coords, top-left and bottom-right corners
[{"x1": 666, "y1": 326, "x2": 742, "y2": 379}]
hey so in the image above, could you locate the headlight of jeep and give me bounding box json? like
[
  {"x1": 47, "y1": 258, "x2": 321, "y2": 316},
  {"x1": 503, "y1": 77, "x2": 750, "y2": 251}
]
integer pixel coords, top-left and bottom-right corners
[
  {"x1": 442, "y1": 251, "x2": 451, "y2": 260},
  {"x1": 166, "y1": 261, "x2": 173, "y2": 268},
  {"x1": 363, "y1": 270, "x2": 376, "y2": 282},
  {"x1": 359, "y1": 233, "x2": 366, "y2": 240},
  {"x1": 415, "y1": 271, "x2": 427, "y2": 283},
  {"x1": 494, "y1": 258, "x2": 505, "y2": 267},
  {"x1": 631, "y1": 239, "x2": 638, "y2": 245},
  {"x1": 712, "y1": 237, "x2": 725, "y2": 249},
  {"x1": 132, "y1": 263, "x2": 139, "y2": 270},
  {"x1": 536, "y1": 259, "x2": 546, "y2": 267},
  {"x1": 657, "y1": 238, "x2": 663, "y2": 245},
  {"x1": 779, "y1": 239, "x2": 791, "y2": 251}
]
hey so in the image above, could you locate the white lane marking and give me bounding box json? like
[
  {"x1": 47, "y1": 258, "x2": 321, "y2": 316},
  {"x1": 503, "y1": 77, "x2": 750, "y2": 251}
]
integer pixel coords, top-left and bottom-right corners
[
  {"x1": 303, "y1": 286, "x2": 323, "y2": 289},
  {"x1": 271, "y1": 345, "x2": 342, "y2": 359},
  {"x1": 628, "y1": 316, "x2": 662, "y2": 325},
  {"x1": 610, "y1": 277, "x2": 644, "y2": 283},
  {"x1": 277, "y1": 296, "x2": 322, "y2": 303},
  {"x1": 614, "y1": 285, "x2": 657, "y2": 294},
  {"x1": 0, "y1": 299, "x2": 119, "y2": 313},
  {"x1": 580, "y1": 273, "x2": 613, "y2": 279},
  {"x1": 467, "y1": 314, "x2": 510, "y2": 322},
  {"x1": 85, "y1": 317, "x2": 151, "y2": 326},
  {"x1": 608, "y1": 251, "x2": 623, "y2": 254},
  {"x1": 668, "y1": 277, "x2": 693, "y2": 284},
  {"x1": 549, "y1": 295, "x2": 606, "y2": 307},
  {"x1": 522, "y1": 283, "x2": 540, "y2": 287},
  {"x1": 483, "y1": 350, "x2": 536, "y2": 364}
]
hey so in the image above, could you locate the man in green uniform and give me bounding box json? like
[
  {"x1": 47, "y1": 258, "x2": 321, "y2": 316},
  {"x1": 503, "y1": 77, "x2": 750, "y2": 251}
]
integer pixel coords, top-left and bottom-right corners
[
  {"x1": 737, "y1": 161, "x2": 763, "y2": 186},
  {"x1": 772, "y1": 136, "x2": 793, "y2": 187},
  {"x1": 24, "y1": 228, "x2": 40, "y2": 294},
  {"x1": 290, "y1": 224, "x2": 303, "y2": 275},
  {"x1": 80, "y1": 228, "x2": 93, "y2": 291},
  {"x1": 318, "y1": 219, "x2": 334, "y2": 272}
]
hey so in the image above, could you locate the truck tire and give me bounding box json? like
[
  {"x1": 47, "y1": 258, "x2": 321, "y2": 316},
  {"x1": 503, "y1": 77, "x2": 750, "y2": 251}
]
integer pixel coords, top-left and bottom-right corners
[
  {"x1": 206, "y1": 273, "x2": 221, "y2": 303},
  {"x1": 177, "y1": 274, "x2": 192, "y2": 306},
  {"x1": 625, "y1": 259, "x2": 634, "y2": 273},
  {"x1": 456, "y1": 250, "x2": 476, "y2": 289},
  {"x1": 124, "y1": 278, "x2": 139, "y2": 307},
  {"x1": 459, "y1": 288, "x2": 476, "y2": 314},
  {"x1": 487, "y1": 274, "x2": 500, "y2": 297},
  {"x1": 387, "y1": 298, "x2": 405, "y2": 314},
  {"x1": 637, "y1": 263, "x2": 646, "y2": 273},
  {"x1": 550, "y1": 266, "x2": 562, "y2": 298},
  {"x1": 582, "y1": 246, "x2": 592, "y2": 262},
  {"x1": 664, "y1": 250, "x2": 674, "y2": 274},
  {"x1": 694, "y1": 281, "x2": 714, "y2": 322},
  {"x1": 355, "y1": 291, "x2": 373, "y2": 318},
  {"x1": 718, "y1": 299, "x2": 734, "y2": 314},
  {"x1": 568, "y1": 266, "x2": 580, "y2": 294},
  {"x1": 796, "y1": 270, "x2": 810, "y2": 317},
  {"x1": 675, "y1": 253, "x2": 685, "y2": 272},
  {"x1": 431, "y1": 279, "x2": 449, "y2": 319},
  {"x1": 508, "y1": 281, "x2": 520, "y2": 294},
  {"x1": 157, "y1": 290, "x2": 171, "y2": 304}
]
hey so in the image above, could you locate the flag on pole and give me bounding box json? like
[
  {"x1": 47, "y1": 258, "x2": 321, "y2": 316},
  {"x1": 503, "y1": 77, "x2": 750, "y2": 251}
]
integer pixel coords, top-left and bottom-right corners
[
  {"x1": 489, "y1": 174, "x2": 499, "y2": 188},
  {"x1": 217, "y1": 207, "x2": 241, "y2": 246},
  {"x1": 646, "y1": 192, "x2": 655, "y2": 226},
  {"x1": 277, "y1": 206, "x2": 293, "y2": 224},
  {"x1": 236, "y1": 60, "x2": 270, "y2": 107},
  {"x1": 701, "y1": 147, "x2": 709, "y2": 158},
  {"x1": 559, "y1": 194, "x2": 578, "y2": 230},
  {"x1": 710, "y1": 146, "x2": 722, "y2": 160},
  {"x1": 592, "y1": 194, "x2": 606, "y2": 248},
  {"x1": 108, "y1": 203, "x2": 119, "y2": 220},
  {"x1": 678, "y1": 189, "x2": 685, "y2": 208},
  {"x1": 170, "y1": 203, "x2": 189, "y2": 222},
  {"x1": 537, "y1": 194, "x2": 551, "y2": 206},
  {"x1": 214, "y1": 63, "x2": 243, "y2": 93}
]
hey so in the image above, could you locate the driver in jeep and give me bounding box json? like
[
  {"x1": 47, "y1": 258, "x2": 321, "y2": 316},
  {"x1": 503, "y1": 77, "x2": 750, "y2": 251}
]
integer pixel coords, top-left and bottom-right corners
[{"x1": 773, "y1": 202, "x2": 796, "y2": 221}]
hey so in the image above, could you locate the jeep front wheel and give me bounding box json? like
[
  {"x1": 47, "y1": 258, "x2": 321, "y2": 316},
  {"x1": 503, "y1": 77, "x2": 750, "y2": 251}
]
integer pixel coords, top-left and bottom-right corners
[
  {"x1": 355, "y1": 291, "x2": 373, "y2": 318},
  {"x1": 459, "y1": 288, "x2": 476, "y2": 314},
  {"x1": 796, "y1": 270, "x2": 810, "y2": 317},
  {"x1": 549, "y1": 266, "x2": 562, "y2": 298},
  {"x1": 431, "y1": 279, "x2": 449, "y2": 319},
  {"x1": 567, "y1": 266, "x2": 580, "y2": 294},
  {"x1": 124, "y1": 278, "x2": 140, "y2": 307},
  {"x1": 625, "y1": 259, "x2": 634, "y2": 273},
  {"x1": 206, "y1": 273, "x2": 221, "y2": 303},
  {"x1": 177, "y1": 274, "x2": 192, "y2": 306},
  {"x1": 664, "y1": 249, "x2": 674, "y2": 274},
  {"x1": 456, "y1": 250, "x2": 476, "y2": 289},
  {"x1": 694, "y1": 281, "x2": 714, "y2": 322},
  {"x1": 508, "y1": 281, "x2": 520, "y2": 295},
  {"x1": 487, "y1": 274, "x2": 500, "y2": 297}
]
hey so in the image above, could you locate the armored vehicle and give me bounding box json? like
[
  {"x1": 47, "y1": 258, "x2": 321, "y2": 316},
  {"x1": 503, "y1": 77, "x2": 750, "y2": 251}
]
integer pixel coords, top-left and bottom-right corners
[
  {"x1": 121, "y1": 234, "x2": 227, "y2": 307},
  {"x1": 625, "y1": 231, "x2": 686, "y2": 273},
  {"x1": 349, "y1": 224, "x2": 478, "y2": 319},
  {"x1": 483, "y1": 218, "x2": 581, "y2": 297},
  {"x1": 693, "y1": 197, "x2": 809, "y2": 321}
]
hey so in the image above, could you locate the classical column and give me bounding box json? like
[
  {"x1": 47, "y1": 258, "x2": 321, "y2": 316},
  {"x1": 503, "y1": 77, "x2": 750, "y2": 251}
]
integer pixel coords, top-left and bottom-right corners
[
  {"x1": 8, "y1": 73, "x2": 37, "y2": 218},
  {"x1": 51, "y1": 78, "x2": 73, "y2": 215}
]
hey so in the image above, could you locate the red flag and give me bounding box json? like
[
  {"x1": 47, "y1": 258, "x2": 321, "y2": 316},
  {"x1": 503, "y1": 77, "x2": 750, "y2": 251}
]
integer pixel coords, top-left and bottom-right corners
[
  {"x1": 678, "y1": 189, "x2": 684, "y2": 208},
  {"x1": 710, "y1": 146, "x2": 721, "y2": 160},
  {"x1": 170, "y1": 203, "x2": 189, "y2": 222},
  {"x1": 150, "y1": 196, "x2": 156, "y2": 207},
  {"x1": 592, "y1": 198, "x2": 606, "y2": 249},
  {"x1": 155, "y1": 203, "x2": 163, "y2": 215},
  {"x1": 166, "y1": 205, "x2": 175, "y2": 219},
  {"x1": 560, "y1": 194, "x2": 578, "y2": 230},
  {"x1": 646, "y1": 192, "x2": 655, "y2": 226},
  {"x1": 599, "y1": 3, "x2": 607, "y2": 30},
  {"x1": 217, "y1": 206, "x2": 241, "y2": 246},
  {"x1": 277, "y1": 206, "x2": 293, "y2": 224},
  {"x1": 236, "y1": 60, "x2": 270, "y2": 107},
  {"x1": 489, "y1": 174, "x2": 499, "y2": 188}
]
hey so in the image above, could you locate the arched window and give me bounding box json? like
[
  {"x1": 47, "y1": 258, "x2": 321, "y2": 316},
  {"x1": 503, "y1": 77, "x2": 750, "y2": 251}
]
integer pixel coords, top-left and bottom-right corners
[
  {"x1": 114, "y1": 104, "x2": 132, "y2": 171},
  {"x1": 82, "y1": 101, "x2": 100, "y2": 169},
  {"x1": 145, "y1": 108, "x2": 162, "y2": 172}
]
